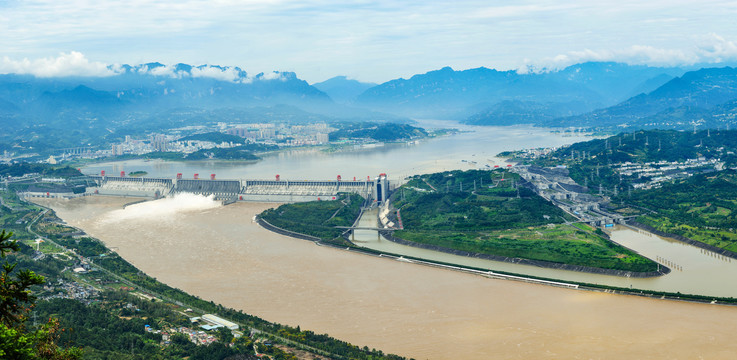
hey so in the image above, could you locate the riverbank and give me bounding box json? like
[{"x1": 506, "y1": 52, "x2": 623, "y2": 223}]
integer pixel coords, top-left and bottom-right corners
[
  {"x1": 378, "y1": 229, "x2": 669, "y2": 278},
  {"x1": 23, "y1": 198, "x2": 406, "y2": 359},
  {"x1": 627, "y1": 220, "x2": 737, "y2": 260},
  {"x1": 38, "y1": 196, "x2": 737, "y2": 360},
  {"x1": 255, "y1": 214, "x2": 737, "y2": 306}
]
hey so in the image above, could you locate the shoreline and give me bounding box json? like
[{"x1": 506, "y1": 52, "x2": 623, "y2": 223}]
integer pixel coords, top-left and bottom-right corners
[
  {"x1": 626, "y1": 220, "x2": 737, "y2": 260},
  {"x1": 377, "y1": 229, "x2": 670, "y2": 278},
  {"x1": 254, "y1": 214, "x2": 737, "y2": 306}
]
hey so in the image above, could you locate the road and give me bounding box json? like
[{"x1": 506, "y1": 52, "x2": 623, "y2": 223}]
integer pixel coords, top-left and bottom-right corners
[{"x1": 25, "y1": 203, "x2": 340, "y2": 359}]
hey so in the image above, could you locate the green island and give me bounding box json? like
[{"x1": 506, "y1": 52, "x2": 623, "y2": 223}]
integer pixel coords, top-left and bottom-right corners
[
  {"x1": 389, "y1": 169, "x2": 658, "y2": 273},
  {"x1": 140, "y1": 145, "x2": 262, "y2": 161},
  {"x1": 0, "y1": 167, "x2": 406, "y2": 360},
  {"x1": 259, "y1": 193, "x2": 364, "y2": 244},
  {"x1": 128, "y1": 170, "x2": 148, "y2": 177},
  {"x1": 328, "y1": 122, "x2": 427, "y2": 142}
]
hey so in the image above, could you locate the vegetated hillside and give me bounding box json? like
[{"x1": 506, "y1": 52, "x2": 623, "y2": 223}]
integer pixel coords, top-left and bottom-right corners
[
  {"x1": 612, "y1": 170, "x2": 737, "y2": 252},
  {"x1": 329, "y1": 122, "x2": 427, "y2": 141},
  {"x1": 396, "y1": 170, "x2": 572, "y2": 230},
  {"x1": 531, "y1": 129, "x2": 737, "y2": 194},
  {"x1": 544, "y1": 129, "x2": 737, "y2": 165},
  {"x1": 548, "y1": 67, "x2": 737, "y2": 129},
  {"x1": 0, "y1": 163, "x2": 82, "y2": 177},
  {"x1": 259, "y1": 193, "x2": 364, "y2": 242},
  {"x1": 390, "y1": 169, "x2": 658, "y2": 272},
  {"x1": 357, "y1": 62, "x2": 685, "y2": 119},
  {"x1": 312, "y1": 76, "x2": 377, "y2": 104},
  {"x1": 637, "y1": 98, "x2": 737, "y2": 129}
]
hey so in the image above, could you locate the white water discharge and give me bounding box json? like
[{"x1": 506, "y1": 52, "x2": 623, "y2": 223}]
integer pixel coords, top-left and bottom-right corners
[{"x1": 101, "y1": 193, "x2": 221, "y2": 224}]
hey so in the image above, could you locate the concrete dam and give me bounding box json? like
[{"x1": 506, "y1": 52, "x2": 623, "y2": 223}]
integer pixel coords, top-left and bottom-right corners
[{"x1": 87, "y1": 173, "x2": 390, "y2": 203}]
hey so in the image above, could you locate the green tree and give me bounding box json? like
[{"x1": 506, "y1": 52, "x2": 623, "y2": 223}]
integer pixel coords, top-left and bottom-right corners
[
  {"x1": 0, "y1": 229, "x2": 82, "y2": 359},
  {"x1": 215, "y1": 326, "x2": 233, "y2": 343}
]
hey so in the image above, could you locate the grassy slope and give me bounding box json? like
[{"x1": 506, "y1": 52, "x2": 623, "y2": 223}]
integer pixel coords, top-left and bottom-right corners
[{"x1": 393, "y1": 169, "x2": 658, "y2": 272}]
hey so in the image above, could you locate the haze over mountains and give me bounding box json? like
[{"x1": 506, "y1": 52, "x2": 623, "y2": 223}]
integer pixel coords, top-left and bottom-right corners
[
  {"x1": 356, "y1": 62, "x2": 686, "y2": 119},
  {"x1": 312, "y1": 76, "x2": 376, "y2": 104},
  {"x1": 3, "y1": 60, "x2": 737, "y2": 155},
  {"x1": 548, "y1": 66, "x2": 737, "y2": 129}
]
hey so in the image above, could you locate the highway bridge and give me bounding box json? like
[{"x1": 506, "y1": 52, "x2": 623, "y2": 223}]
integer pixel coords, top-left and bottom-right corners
[{"x1": 87, "y1": 172, "x2": 390, "y2": 203}]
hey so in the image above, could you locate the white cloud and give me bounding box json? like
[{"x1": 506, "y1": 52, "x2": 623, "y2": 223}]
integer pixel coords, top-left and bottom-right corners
[
  {"x1": 146, "y1": 65, "x2": 180, "y2": 78},
  {"x1": 3, "y1": 1, "x2": 737, "y2": 82},
  {"x1": 258, "y1": 71, "x2": 287, "y2": 81},
  {"x1": 190, "y1": 66, "x2": 242, "y2": 82},
  {"x1": 0, "y1": 51, "x2": 121, "y2": 77},
  {"x1": 519, "y1": 34, "x2": 737, "y2": 73},
  {"x1": 695, "y1": 33, "x2": 737, "y2": 63}
]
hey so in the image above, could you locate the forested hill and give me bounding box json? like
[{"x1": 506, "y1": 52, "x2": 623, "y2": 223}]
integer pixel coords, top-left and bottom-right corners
[
  {"x1": 0, "y1": 163, "x2": 82, "y2": 177},
  {"x1": 613, "y1": 169, "x2": 737, "y2": 253},
  {"x1": 540, "y1": 129, "x2": 737, "y2": 167}
]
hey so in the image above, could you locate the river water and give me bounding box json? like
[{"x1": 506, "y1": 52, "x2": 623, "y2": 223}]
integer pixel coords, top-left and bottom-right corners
[
  {"x1": 82, "y1": 122, "x2": 588, "y2": 182},
  {"x1": 37, "y1": 122, "x2": 737, "y2": 359},
  {"x1": 37, "y1": 195, "x2": 737, "y2": 360},
  {"x1": 355, "y1": 209, "x2": 737, "y2": 298}
]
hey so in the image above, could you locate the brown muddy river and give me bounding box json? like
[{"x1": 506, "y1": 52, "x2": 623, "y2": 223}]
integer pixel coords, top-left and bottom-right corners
[{"x1": 37, "y1": 195, "x2": 737, "y2": 360}]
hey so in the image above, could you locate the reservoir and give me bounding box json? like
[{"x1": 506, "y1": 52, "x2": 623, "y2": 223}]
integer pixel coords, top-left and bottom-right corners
[
  {"x1": 81, "y1": 122, "x2": 590, "y2": 181},
  {"x1": 38, "y1": 123, "x2": 737, "y2": 359}
]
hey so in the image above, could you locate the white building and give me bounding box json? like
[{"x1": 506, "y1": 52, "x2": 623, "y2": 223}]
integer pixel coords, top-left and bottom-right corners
[{"x1": 201, "y1": 314, "x2": 239, "y2": 330}]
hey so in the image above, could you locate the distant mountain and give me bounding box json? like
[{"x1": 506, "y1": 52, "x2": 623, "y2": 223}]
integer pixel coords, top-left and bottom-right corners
[
  {"x1": 356, "y1": 62, "x2": 686, "y2": 119},
  {"x1": 543, "y1": 62, "x2": 682, "y2": 104},
  {"x1": 0, "y1": 64, "x2": 349, "y2": 156},
  {"x1": 465, "y1": 100, "x2": 594, "y2": 126},
  {"x1": 312, "y1": 76, "x2": 376, "y2": 104},
  {"x1": 0, "y1": 97, "x2": 19, "y2": 114},
  {"x1": 627, "y1": 73, "x2": 675, "y2": 97},
  {"x1": 548, "y1": 67, "x2": 737, "y2": 129},
  {"x1": 0, "y1": 64, "x2": 332, "y2": 114},
  {"x1": 35, "y1": 85, "x2": 123, "y2": 109}
]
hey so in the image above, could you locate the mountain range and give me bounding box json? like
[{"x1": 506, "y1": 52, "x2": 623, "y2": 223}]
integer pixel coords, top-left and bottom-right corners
[
  {"x1": 4, "y1": 61, "x2": 737, "y2": 156},
  {"x1": 312, "y1": 76, "x2": 376, "y2": 104},
  {"x1": 545, "y1": 67, "x2": 737, "y2": 129},
  {"x1": 354, "y1": 62, "x2": 686, "y2": 119}
]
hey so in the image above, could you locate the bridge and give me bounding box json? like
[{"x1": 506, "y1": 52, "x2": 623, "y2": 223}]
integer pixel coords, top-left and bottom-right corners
[
  {"x1": 87, "y1": 172, "x2": 390, "y2": 204},
  {"x1": 334, "y1": 226, "x2": 396, "y2": 231}
]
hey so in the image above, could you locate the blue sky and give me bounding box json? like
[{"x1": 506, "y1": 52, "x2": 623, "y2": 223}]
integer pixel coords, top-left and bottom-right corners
[{"x1": 2, "y1": 0, "x2": 737, "y2": 83}]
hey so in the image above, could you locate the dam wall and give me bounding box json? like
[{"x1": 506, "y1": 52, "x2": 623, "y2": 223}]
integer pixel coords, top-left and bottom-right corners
[{"x1": 87, "y1": 175, "x2": 384, "y2": 203}]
